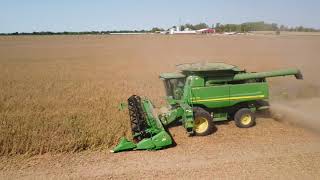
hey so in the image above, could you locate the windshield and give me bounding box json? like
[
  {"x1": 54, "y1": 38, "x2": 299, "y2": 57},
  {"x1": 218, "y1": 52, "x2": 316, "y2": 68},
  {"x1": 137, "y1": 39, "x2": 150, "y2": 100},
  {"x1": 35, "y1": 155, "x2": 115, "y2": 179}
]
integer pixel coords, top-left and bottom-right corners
[{"x1": 162, "y1": 78, "x2": 185, "y2": 100}]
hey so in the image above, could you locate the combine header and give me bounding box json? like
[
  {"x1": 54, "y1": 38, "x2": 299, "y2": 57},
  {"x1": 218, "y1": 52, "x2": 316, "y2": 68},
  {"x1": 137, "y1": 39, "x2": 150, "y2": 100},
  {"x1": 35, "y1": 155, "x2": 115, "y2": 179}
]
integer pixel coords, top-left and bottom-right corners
[{"x1": 112, "y1": 63, "x2": 303, "y2": 152}]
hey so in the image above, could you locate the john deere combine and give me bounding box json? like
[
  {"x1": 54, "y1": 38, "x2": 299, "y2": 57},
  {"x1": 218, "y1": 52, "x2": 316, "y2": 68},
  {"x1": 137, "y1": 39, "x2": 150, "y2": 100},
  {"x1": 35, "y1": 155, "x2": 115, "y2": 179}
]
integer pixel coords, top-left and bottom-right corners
[{"x1": 111, "y1": 63, "x2": 303, "y2": 153}]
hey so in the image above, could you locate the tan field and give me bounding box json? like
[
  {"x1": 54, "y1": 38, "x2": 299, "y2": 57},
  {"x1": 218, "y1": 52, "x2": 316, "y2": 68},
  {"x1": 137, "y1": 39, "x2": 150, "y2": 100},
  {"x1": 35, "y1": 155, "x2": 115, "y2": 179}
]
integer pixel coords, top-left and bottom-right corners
[{"x1": 0, "y1": 34, "x2": 320, "y2": 179}]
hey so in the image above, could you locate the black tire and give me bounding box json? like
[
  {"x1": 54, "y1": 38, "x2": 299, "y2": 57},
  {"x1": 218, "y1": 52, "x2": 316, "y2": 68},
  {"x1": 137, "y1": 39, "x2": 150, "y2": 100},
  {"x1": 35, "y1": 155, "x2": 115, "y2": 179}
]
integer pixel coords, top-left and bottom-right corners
[
  {"x1": 193, "y1": 107, "x2": 215, "y2": 136},
  {"x1": 234, "y1": 108, "x2": 256, "y2": 128}
]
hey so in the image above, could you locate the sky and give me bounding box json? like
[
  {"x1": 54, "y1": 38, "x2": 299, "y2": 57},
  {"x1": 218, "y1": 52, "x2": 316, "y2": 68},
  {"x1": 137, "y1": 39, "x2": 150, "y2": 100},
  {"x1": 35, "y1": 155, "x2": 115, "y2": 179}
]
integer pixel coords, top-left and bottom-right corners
[{"x1": 0, "y1": 0, "x2": 319, "y2": 33}]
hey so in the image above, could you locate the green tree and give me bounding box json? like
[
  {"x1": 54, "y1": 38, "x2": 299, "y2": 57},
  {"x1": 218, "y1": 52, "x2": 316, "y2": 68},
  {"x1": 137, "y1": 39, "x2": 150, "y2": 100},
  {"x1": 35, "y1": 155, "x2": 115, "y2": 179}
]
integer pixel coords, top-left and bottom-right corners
[
  {"x1": 193, "y1": 23, "x2": 209, "y2": 30},
  {"x1": 151, "y1": 27, "x2": 164, "y2": 32},
  {"x1": 185, "y1": 24, "x2": 195, "y2": 30}
]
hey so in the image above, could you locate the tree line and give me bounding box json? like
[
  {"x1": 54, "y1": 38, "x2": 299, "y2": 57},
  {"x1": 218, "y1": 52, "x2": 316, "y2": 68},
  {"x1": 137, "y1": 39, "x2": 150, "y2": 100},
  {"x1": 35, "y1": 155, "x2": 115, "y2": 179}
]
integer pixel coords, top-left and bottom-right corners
[
  {"x1": 153, "y1": 22, "x2": 319, "y2": 33},
  {"x1": 152, "y1": 21, "x2": 319, "y2": 33},
  {"x1": 1, "y1": 21, "x2": 319, "y2": 35},
  {"x1": 214, "y1": 21, "x2": 319, "y2": 33},
  {"x1": 0, "y1": 30, "x2": 149, "y2": 36}
]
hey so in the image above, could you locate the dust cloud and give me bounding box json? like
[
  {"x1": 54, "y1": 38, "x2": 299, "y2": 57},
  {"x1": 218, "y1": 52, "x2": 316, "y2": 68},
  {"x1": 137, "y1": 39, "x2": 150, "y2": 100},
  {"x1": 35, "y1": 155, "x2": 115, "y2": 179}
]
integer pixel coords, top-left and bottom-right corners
[{"x1": 270, "y1": 98, "x2": 320, "y2": 134}]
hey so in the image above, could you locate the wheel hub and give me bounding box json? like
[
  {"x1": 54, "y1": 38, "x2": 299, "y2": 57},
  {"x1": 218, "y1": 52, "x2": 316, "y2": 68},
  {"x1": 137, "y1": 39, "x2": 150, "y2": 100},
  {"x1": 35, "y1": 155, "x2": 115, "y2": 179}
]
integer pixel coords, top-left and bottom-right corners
[
  {"x1": 241, "y1": 114, "x2": 252, "y2": 125},
  {"x1": 194, "y1": 117, "x2": 209, "y2": 134}
]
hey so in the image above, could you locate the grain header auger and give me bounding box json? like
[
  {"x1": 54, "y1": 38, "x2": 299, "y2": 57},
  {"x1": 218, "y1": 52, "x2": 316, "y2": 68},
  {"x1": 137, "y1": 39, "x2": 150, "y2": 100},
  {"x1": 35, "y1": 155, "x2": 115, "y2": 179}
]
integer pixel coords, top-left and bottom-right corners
[{"x1": 111, "y1": 63, "x2": 303, "y2": 153}]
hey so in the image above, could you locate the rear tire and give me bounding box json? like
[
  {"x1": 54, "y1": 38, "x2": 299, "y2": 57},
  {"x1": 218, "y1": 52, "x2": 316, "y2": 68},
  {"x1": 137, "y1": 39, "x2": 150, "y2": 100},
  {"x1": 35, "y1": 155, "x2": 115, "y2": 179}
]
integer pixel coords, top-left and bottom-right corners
[
  {"x1": 234, "y1": 108, "x2": 256, "y2": 128},
  {"x1": 193, "y1": 107, "x2": 215, "y2": 136}
]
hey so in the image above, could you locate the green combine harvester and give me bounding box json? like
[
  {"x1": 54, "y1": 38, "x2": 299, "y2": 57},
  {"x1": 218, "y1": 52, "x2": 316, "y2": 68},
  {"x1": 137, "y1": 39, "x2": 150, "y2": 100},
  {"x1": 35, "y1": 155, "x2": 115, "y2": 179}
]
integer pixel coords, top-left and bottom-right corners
[{"x1": 111, "y1": 63, "x2": 303, "y2": 153}]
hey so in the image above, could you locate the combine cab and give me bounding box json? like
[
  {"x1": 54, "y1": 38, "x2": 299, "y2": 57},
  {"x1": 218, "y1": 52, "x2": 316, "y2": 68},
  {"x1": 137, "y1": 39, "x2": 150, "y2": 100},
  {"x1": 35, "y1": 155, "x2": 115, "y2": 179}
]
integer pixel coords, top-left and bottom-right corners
[{"x1": 112, "y1": 63, "x2": 303, "y2": 152}]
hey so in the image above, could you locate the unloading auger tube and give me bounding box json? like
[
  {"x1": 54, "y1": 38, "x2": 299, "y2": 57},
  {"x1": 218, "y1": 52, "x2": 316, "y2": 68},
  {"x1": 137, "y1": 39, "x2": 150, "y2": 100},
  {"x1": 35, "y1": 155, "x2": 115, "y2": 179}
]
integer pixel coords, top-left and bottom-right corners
[{"x1": 111, "y1": 95, "x2": 173, "y2": 153}]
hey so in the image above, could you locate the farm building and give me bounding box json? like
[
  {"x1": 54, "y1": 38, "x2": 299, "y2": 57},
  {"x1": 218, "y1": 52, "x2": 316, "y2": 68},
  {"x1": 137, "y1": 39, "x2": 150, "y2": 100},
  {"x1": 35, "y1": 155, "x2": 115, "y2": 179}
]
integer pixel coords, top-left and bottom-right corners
[{"x1": 166, "y1": 27, "x2": 216, "y2": 35}]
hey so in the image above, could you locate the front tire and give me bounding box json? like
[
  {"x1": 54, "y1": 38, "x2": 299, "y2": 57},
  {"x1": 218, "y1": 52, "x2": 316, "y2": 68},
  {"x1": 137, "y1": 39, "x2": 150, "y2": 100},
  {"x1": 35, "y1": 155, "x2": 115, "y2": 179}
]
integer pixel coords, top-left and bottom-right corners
[
  {"x1": 234, "y1": 108, "x2": 256, "y2": 128},
  {"x1": 193, "y1": 107, "x2": 215, "y2": 136}
]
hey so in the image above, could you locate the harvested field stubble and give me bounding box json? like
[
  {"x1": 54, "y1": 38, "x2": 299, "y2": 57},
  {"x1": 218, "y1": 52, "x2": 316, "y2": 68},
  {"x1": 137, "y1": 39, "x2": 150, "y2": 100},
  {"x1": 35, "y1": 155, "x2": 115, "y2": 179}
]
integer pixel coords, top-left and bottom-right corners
[{"x1": 0, "y1": 35, "x2": 319, "y2": 156}]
